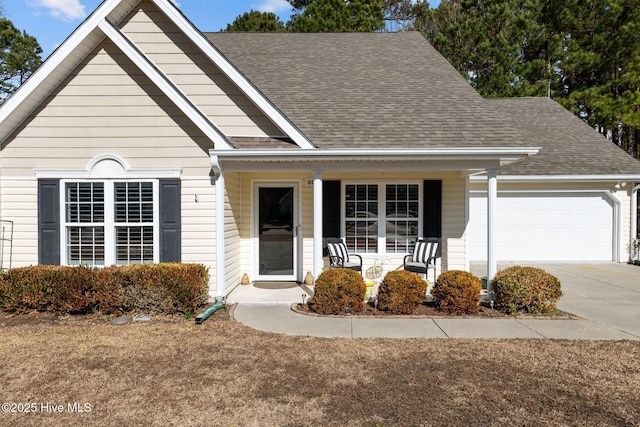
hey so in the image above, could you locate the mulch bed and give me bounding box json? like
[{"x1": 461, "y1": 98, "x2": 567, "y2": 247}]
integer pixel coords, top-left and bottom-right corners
[{"x1": 292, "y1": 300, "x2": 578, "y2": 319}]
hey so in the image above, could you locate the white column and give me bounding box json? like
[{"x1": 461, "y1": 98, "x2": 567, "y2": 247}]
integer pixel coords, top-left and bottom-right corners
[
  {"x1": 313, "y1": 171, "x2": 323, "y2": 280},
  {"x1": 487, "y1": 169, "x2": 498, "y2": 295},
  {"x1": 215, "y1": 172, "x2": 226, "y2": 298}
]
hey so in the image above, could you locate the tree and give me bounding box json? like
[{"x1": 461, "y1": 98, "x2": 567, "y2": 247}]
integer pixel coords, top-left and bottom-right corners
[
  {"x1": 419, "y1": 0, "x2": 640, "y2": 159},
  {"x1": 383, "y1": 0, "x2": 429, "y2": 32},
  {"x1": 0, "y1": 18, "x2": 42, "y2": 102},
  {"x1": 550, "y1": 0, "x2": 640, "y2": 157},
  {"x1": 287, "y1": 0, "x2": 385, "y2": 32},
  {"x1": 224, "y1": 10, "x2": 286, "y2": 32},
  {"x1": 418, "y1": 0, "x2": 553, "y2": 97}
]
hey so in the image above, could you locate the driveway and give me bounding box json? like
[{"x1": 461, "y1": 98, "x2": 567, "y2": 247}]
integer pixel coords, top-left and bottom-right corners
[{"x1": 473, "y1": 262, "x2": 640, "y2": 338}]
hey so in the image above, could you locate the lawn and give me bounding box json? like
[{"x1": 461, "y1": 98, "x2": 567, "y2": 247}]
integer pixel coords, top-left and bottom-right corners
[{"x1": 0, "y1": 311, "x2": 638, "y2": 426}]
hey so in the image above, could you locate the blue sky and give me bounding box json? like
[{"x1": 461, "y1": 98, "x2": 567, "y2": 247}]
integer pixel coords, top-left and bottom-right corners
[
  {"x1": 4, "y1": 0, "x2": 438, "y2": 60},
  {"x1": 4, "y1": 0, "x2": 296, "y2": 59}
]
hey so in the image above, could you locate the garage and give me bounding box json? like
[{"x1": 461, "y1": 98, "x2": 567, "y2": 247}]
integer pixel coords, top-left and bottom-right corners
[{"x1": 468, "y1": 192, "x2": 615, "y2": 262}]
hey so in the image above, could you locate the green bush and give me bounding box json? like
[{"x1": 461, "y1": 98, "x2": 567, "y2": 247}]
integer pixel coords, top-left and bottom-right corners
[
  {"x1": 310, "y1": 268, "x2": 365, "y2": 315},
  {"x1": 492, "y1": 266, "x2": 562, "y2": 315},
  {"x1": 431, "y1": 270, "x2": 482, "y2": 314},
  {"x1": 0, "y1": 263, "x2": 209, "y2": 315},
  {"x1": 376, "y1": 270, "x2": 427, "y2": 314}
]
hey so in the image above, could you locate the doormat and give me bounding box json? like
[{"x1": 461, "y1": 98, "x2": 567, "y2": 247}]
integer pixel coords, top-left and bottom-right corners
[{"x1": 253, "y1": 281, "x2": 299, "y2": 290}]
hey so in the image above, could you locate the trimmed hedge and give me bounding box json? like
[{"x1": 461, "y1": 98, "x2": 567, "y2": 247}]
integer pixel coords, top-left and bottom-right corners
[
  {"x1": 310, "y1": 268, "x2": 365, "y2": 315},
  {"x1": 492, "y1": 266, "x2": 562, "y2": 315},
  {"x1": 376, "y1": 270, "x2": 428, "y2": 314},
  {"x1": 431, "y1": 270, "x2": 482, "y2": 315},
  {"x1": 0, "y1": 263, "x2": 209, "y2": 315}
]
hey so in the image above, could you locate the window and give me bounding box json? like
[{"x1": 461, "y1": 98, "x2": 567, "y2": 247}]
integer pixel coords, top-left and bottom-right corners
[
  {"x1": 65, "y1": 183, "x2": 105, "y2": 266},
  {"x1": 345, "y1": 184, "x2": 378, "y2": 253},
  {"x1": 63, "y1": 181, "x2": 158, "y2": 266},
  {"x1": 343, "y1": 182, "x2": 421, "y2": 255},
  {"x1": 385, "y1": 184, "x2": 419, "y2": 253}
]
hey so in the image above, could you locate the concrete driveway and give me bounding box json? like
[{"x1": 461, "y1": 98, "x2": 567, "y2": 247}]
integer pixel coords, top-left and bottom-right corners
[{"x1": 474, "y1": 262, "x2": 640, "y2": 338}]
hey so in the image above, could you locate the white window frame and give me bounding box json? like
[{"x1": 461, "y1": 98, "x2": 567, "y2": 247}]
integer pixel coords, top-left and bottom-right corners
[
  {"x1": 341, "y1": 181, "x2": 423, "y2": 257},
  {"x1": 60, "y1": 179, "x2": 160, "y2": 267}
]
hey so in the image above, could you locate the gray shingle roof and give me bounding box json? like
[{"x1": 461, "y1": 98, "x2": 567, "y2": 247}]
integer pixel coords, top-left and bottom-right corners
[
  {"x1": 488, "y1": 97, "x2": 640, "y2": 176},
  {"x1": 206, "y1": 32, "x2": 526, "y2": 149}
]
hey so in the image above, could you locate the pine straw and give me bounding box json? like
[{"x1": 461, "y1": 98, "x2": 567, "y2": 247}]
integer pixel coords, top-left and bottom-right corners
[{"x1": 0, "y1": 314, "x2": 638, "y2": 426}]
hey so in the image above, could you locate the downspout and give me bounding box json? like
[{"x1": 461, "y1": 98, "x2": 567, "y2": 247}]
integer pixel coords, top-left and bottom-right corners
[
  {"x1": 632, "y1": 184, "x2": 639, "y2": 262},
  {"x1": 603, "y1": 190, "x2": 622, "y2": 263},
  {"x1": 211, "y1": 154, "x2": 226, "y2": 298},
  {"x1": 194, "y1": 297, "x2": 225, "y2": 325}
]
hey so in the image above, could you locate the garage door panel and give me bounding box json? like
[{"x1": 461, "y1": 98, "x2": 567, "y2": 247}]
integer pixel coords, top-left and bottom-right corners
[{"x1": 469, "y1": 193, "x2": 613, "y2": 261}]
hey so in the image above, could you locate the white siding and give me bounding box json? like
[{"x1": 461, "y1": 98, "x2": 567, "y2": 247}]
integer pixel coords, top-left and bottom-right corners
[
  {"x1": 2, "y1": 40, "x2": 212, "y2": 177},
  {"x1": 119, "y1": 1, "x2": 283, "y2": 138},
  {"x1": 224, "y1": 172, "x2": 242, "y2": 294},
  {"x1": 180, "y1": 178, "x2": 216, "y2": 294},
  {"x1": 0, "y1": 179, "x2": 38, "y2": 268}
]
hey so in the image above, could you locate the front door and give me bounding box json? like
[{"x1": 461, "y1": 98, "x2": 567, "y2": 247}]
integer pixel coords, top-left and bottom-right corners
[{"x1": 255, "y1": 183, "x2": 299, "y2": 281}]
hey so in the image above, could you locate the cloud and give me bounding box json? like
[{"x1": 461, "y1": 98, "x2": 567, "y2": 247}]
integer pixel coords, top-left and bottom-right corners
[
  {"x1": 32, "y1": 0, "x2": 86, "y2": 21},
  {"x1": 252, "y1": 0, "x2": 291, "y2": 13}
]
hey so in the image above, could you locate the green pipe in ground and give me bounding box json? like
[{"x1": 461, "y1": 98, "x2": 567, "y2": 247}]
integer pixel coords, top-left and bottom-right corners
[{"x1": 194, "y1": 298, "x2": 224, "y2": 324}]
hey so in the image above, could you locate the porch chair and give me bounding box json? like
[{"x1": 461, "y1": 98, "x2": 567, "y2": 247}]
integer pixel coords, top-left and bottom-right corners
[
  {"x1": 326, "y1": 238, "x2": 363, "y2": 273},
  {"x1": 403, "y1": 237, "x2": 441, "y2": 283}
]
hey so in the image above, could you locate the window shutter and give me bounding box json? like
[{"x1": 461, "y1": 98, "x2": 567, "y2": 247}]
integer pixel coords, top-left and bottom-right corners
[
  {"x1": 423, "y1": 180, "x2": 442, "y2": 238},
  {"x1": 323, "y1": 180, "x2": 341, "y2": 252},
  {"x1": 38, "y1": 179, "x2": 60, "y2": 265},
  {"x1": 159, "y1": 179, "x2": 181, "y2": 262}
]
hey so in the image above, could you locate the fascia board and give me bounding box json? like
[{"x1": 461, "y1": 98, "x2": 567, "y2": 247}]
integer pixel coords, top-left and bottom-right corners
[
  {"x1": 469, "y1": 174, "x2": 640, "y2": 183},
  {"x1": 98, "y1": 20, "x2": 233, "y2": 150},
  {"x1": 151, "y1": 0, "x2": 316, "y2": 150}
]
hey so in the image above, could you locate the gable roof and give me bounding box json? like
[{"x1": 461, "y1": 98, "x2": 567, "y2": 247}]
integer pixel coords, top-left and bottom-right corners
[
  {"x1": 0, "y1": 0, "x2": 314, "y2": 150},
  {"x1": 487, "y1": 97, "x2": 640, "y2": 177},
  {"x1": 206, "y1": 32, "x2": 527, "y2": 150}
]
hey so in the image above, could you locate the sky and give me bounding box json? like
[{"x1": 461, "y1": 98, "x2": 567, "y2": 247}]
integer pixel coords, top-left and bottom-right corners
[
  {"x1": 4, "y1": 0, "x2": 439, "y2": 60},
  {"x1": 4, "y1": 0, "x2": 296, "y2": 59}
]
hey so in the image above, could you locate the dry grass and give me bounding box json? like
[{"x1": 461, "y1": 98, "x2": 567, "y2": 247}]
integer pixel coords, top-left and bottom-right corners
[{"x1": 0, "y1": 310, "x2": 639, "y2": 427}]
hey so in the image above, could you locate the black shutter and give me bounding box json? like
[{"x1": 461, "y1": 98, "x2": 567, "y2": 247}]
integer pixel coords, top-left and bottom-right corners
[
  {"x1": 38, "y1": 179, "x2": 60, "y2": 265},
  {"x1": 423, "y1": 180, "x2": 442, "y2": 238},
  {"x1": 159, "y1": 179, "x2": 181, "y2": 262},
  {"x1": 323, "y1": 181, "x2": 341, "y2": 251}
]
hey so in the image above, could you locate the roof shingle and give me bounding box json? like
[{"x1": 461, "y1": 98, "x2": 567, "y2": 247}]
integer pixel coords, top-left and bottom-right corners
[
  {"x1": 488, "y1": 97, "x2": 640, "y2": 176},
  {"x1": 206, "y1": 32, "x2": 526, "y2": 149}
]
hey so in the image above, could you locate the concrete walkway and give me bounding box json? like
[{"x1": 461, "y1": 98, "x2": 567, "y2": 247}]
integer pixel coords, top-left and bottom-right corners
[{"x1": 228, "y1": 262, "x2": 640, "y2": 340}]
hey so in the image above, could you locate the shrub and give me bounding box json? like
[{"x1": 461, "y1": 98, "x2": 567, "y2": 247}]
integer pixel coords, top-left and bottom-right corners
[
  {"x1": 492, "y1": 266, "x2": 562, "y2": 315},
  {"x1": 0, "y1": 265, "x2": 95, "y2": 314},
  {"x1": 376, "y1": 270, "x2": 427, "y2": 314},
  {"x1": 0, "y1": 263, "x2": 209, "y2": 315},
  {"x1": 310, "y1": 268, "x2": 365, "y2": 315},
  {"x1": 431, "y1": 270, "x2": 482, "y2": 315}
]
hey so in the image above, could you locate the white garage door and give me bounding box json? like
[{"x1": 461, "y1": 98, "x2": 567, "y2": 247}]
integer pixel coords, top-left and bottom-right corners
[{"x1": 468, "y1": 192, "x2": 614, "y2": 261}]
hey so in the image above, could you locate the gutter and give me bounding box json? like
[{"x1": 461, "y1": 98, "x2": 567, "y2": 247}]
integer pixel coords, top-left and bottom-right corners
[{"x1": 211, "y1": 147, "x2": 540, "y2": 162}]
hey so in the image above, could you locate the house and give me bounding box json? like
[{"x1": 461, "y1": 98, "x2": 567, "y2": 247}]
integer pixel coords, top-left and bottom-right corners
[{"x1": 0, "y1": 0, "x2": 638, "y2": 298}]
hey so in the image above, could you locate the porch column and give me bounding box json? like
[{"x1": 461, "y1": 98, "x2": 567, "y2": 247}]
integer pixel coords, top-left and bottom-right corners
[
  {"x1": 215, "y1": 172, "x2": 226, "y2": 298},
  {"x1": 487, "y1": 168, "x2": 498, "y2": 295},
  {"x1": 313, "y1": 170, "x2": 323, "y2": 280}
]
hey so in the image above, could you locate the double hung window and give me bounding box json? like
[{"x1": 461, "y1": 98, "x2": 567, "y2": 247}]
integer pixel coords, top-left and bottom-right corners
[
  {"x1": 343, "y1": 182, "x2": 421, "y2": 255},
  {"x1": 64, "y1": 180, "x2": 157, "y2": 266}
]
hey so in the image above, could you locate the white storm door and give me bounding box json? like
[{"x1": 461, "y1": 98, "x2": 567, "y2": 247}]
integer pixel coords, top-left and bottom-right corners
[{"x1": 255, "y1": 183, "x2": 299, "y2": 281}]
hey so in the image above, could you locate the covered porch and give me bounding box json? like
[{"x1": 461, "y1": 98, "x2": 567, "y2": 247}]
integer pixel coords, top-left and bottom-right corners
[{"x1": 210, "y1": 147, "x2": 538, "y2": 299}]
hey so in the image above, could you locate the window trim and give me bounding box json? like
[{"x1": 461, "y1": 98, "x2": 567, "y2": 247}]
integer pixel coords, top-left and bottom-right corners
[
  {"x1": 60, "y1": 179, "x2": 160, "y2": 267},
  {"x1": 341, "y1": 180, "x2": 423, "y2": 257}
]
